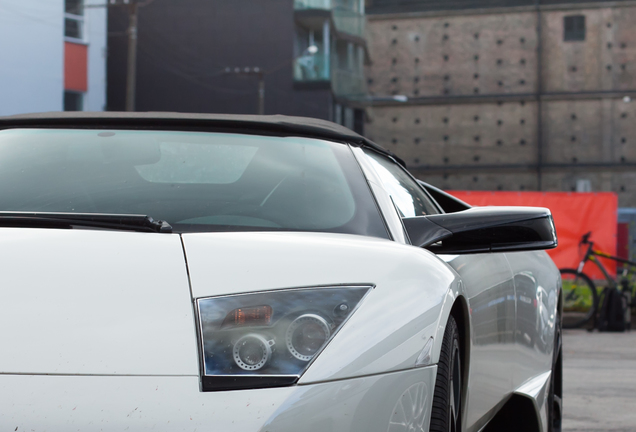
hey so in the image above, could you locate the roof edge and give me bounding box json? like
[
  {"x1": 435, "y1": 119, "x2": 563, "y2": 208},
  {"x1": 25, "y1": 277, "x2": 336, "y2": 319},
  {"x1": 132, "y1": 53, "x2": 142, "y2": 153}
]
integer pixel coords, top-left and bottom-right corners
[{"x1": 0, "y1": 112, "x2": 405, "y2": 166}]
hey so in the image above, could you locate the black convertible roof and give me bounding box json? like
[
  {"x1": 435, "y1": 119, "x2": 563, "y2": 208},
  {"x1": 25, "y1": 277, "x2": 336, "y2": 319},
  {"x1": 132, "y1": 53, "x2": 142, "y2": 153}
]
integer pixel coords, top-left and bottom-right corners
[{"x1": 0, "y1": 112, "x2": 405, "y2": 166}]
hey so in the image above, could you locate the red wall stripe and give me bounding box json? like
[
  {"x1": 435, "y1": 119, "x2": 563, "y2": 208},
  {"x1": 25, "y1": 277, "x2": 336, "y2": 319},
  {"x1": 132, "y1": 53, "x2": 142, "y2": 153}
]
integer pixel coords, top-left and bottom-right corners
[{"x1": 64, "y1": 42, "x2": 88, "y2": 92}]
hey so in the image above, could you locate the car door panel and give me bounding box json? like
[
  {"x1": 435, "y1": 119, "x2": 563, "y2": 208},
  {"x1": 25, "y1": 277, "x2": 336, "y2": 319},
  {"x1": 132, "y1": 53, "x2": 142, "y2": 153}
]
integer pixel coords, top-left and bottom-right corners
[
  {"x1": 506, "y1": 250, "x2": 559, "y2": 391},
  {"x1": 440, "y1": 254, "x2": 516, "y2": 430}
]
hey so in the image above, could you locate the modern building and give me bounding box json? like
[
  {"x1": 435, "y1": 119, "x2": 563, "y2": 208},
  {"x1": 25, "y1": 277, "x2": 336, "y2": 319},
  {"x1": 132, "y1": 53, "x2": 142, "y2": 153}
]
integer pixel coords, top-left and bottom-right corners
[
  {"x1": 0, "y1": 0, "x2": 106, "y2": 116},
  {"x1": 364, "y1": 0, "x2": 636, "y2": 206},
  {"x1": 107, "y1": 0, "x2": 368, "y2": 133}
]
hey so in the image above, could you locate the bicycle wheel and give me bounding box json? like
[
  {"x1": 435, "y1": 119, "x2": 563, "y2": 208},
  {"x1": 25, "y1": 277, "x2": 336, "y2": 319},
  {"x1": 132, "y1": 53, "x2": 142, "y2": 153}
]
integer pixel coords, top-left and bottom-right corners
[{"x1": 559, "y1": 268, "x2": 599, "y2": 329}]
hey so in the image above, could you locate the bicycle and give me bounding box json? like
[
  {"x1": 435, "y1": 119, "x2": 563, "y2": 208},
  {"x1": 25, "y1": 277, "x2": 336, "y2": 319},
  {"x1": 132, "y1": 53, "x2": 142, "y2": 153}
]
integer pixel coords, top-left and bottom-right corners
[{"x1": 560, "y1": 232, "x2": 635, "y2": 329}]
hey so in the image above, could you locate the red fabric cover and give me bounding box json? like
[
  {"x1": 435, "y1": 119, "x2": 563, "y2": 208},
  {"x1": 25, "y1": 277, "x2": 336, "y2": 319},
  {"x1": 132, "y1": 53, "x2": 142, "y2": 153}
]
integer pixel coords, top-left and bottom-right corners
[{"x1": 448, "y1": 191, "x2": 618, "y2": 279}]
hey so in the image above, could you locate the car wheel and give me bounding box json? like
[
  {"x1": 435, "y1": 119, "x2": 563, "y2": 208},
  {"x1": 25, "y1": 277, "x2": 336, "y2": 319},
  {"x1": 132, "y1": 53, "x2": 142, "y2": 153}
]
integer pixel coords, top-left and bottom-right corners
[
  {"x1": 430, "y1": 315, "x2": 462, "y2": 432},
  {"x1": 548, "y1": 311, "x2": 563, "y2": 432}
]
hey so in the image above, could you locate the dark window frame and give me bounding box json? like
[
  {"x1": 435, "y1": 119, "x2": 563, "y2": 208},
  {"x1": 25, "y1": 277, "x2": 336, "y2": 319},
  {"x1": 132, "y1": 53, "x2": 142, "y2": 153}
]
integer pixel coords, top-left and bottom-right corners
[
  {"x1": 64, "y1": 0, "x2": 85, "y2": 41},
  {"x1": 564, "y1": 15, "x2": 585, "y2": 42},
  {"x1": 63, "y1": 91, "x2": 84, "y2": 111}
]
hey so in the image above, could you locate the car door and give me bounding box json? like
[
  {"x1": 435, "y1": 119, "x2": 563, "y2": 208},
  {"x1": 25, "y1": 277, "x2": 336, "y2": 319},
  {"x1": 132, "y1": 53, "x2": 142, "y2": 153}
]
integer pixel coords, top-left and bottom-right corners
[
  {"x1": 439, "y1": 253, "x2": 516, "y2": 430},
  {"x1": 355, "y1": 151, "x2": 518, "y2": 430},
  {"x1": 506, "y1": 251, "x2": 559, "y2": 390}
]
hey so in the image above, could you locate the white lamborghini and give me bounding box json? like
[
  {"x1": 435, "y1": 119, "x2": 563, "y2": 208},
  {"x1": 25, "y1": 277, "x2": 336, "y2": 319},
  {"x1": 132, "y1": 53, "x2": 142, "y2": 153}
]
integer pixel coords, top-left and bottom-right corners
[{"x1": 0, "y1": 112, "x2": 561, "y2": 432}]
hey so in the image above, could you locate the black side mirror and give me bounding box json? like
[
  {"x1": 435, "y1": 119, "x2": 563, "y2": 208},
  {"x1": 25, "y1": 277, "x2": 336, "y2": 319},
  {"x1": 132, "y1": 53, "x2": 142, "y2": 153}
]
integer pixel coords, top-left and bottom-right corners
[{"x1": 403, "y1": 207, "x2": 557, "y2": 254}]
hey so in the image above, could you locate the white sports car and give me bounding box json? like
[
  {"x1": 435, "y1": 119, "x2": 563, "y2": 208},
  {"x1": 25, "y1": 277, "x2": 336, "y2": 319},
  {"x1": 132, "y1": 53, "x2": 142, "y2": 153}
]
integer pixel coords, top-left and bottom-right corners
[{"x1": 0, "y1": 113, "x2": 561, "y2": 432}]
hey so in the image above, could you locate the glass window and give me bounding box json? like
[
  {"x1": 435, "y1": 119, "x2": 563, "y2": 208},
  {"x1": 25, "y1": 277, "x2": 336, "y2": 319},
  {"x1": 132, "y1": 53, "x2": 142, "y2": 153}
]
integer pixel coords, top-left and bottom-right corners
[
  {"x1": 65, "y1": 18, "x2": 83, "y2": 39},
  {"x1": 363, "y1": 149, "x2": 440, "y2": 217},
  {"x1": 564, "y1": 15, "x2": 585, "y2": 42},
  {"x1": 65, "y1": 0, "x2": 83, "y2": 15},
  {"x1": 0, "y1": 129, "x2": 388, "y2": 238},
  {"x1": 344, "y1": 107, "x2": 354, "y2": 130},
  {"x1": 63, "y1": 91, "x2": 83, "y2": 111},
  {"x1": 65, "y1": 0, "x2": 84, "y2": 40}
]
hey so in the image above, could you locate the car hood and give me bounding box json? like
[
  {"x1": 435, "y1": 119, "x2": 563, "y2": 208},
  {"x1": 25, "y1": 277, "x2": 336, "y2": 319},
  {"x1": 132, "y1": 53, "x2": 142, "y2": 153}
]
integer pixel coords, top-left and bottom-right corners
[
  {"x1": 182, "y1": 231, "x2": 457, "y2": 382},
  {"x1": 0, "y1": 228, "x2": 198, "y2": 376},
  {"x1": 0, "y1": 229, "x2": 454, "y2": 379},
  {"x1": 182, "y1": 231, "x2": 411, "y2": 299}
]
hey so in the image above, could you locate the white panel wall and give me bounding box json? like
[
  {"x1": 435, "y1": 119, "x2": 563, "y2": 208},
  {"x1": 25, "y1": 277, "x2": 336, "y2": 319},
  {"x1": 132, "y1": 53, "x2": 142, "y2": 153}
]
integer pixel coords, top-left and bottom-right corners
[
  {"x1": 85, "y1": 0, "x2": 107, "y2": 111},
  {"x1": 0, "y1": 0, "x2": 64, "y2": 116},
  {"x1": 0, "y1": 0, "x2": 107, "y2": 116}
]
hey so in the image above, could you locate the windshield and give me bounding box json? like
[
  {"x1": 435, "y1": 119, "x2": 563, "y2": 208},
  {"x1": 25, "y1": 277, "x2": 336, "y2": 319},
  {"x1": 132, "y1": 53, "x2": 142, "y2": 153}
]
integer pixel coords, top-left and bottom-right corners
[{"x1": 0, "y1": 128, "x2": 388, "y2": 238}]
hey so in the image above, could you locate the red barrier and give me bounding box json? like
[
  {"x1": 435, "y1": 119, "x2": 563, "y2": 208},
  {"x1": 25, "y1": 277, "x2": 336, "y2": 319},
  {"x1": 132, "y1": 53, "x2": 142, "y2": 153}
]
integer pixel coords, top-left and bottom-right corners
[{"x1": 449, "y1": 191, "x2": 618, "y2": 279}]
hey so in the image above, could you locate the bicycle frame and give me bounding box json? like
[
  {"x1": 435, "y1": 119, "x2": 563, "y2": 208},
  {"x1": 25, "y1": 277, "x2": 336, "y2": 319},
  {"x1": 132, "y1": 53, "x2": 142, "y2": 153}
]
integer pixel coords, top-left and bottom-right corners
[{"x1": 577, "y1": 240, "x2": 636, "y2": 289}]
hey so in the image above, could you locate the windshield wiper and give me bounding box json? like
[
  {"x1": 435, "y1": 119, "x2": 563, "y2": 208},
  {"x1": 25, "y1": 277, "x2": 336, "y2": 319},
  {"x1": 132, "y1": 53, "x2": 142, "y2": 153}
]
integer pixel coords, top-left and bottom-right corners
[{"x1": 0, "y1": 212, "x2": 173, "y2": 233}]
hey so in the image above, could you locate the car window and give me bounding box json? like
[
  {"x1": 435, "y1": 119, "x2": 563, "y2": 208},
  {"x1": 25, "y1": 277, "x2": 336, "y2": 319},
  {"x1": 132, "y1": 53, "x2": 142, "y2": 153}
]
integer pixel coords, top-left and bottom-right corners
[
  {"x1": 0, "y1": 128, "x2": 389, "y2": 238},
  {"x1": 362, "y1": 149, "x2": 440, "y2": 217}
]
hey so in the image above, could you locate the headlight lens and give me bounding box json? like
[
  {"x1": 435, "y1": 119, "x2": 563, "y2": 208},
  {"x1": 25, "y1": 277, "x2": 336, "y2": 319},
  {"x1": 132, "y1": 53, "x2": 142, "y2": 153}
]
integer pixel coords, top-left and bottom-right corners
[{"x1": 196, "y1": 286, "x2": 371, "y2": 391}]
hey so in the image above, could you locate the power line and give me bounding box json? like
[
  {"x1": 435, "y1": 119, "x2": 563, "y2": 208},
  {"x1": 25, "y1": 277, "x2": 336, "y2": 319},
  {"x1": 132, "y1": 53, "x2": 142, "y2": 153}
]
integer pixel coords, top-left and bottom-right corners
[
  {"x1": 0, "y1": 2, "x2": 62, "y2": 28},
  {"x1": 137, "y1": 44, "x2": 254, "y2": 96}
]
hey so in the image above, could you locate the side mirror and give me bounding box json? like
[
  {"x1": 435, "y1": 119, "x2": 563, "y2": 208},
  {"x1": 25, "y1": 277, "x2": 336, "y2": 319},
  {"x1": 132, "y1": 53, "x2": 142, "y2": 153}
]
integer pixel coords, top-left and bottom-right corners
[{"x1": 403, "y1": 206, "x2": 557, "y2": 254}]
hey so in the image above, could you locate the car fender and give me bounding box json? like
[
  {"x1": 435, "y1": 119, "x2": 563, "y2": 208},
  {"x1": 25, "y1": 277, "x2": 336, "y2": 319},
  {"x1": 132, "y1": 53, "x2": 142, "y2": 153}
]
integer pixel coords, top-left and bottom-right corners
[{"x1": 298, "y1": 247, "x2": 463, "y2": 384}]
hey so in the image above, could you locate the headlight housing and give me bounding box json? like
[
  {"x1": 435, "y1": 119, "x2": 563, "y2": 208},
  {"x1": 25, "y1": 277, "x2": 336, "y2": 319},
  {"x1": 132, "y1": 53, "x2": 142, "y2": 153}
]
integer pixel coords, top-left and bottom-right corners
[{"x1": 196, "y1": 285, "x2": 371, "y2": 391}]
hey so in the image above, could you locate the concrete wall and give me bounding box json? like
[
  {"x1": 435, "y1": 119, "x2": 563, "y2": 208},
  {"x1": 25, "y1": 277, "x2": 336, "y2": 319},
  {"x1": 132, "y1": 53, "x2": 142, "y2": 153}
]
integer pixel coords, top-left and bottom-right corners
[
  {"x1": 366, "y1": 100, "x2": 538, "y2": 166},
  {"x1": 366, "y1": 11, "x2": 538, "y2": 97},
  {"x1": 0, "y1": 0, "x2": 64, "y2": 115},
  {"x1": 0, "y1": 0, "x2": 106, "y2": 116},
  {"x1": 365, "y1": 3, "x2": 636, "y2": 206},
  {"x1": 542, "y1": 7, "x2": 636, "y2": 92},
  {"x1": 542, "y1": 98, "x2": 636, "y2": 165}
]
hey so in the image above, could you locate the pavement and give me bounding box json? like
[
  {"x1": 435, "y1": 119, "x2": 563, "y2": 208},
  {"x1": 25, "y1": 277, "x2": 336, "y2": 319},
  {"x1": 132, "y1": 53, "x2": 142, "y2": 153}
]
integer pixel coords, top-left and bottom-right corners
[{"x1": 563, "y1": 329, "x2": 636, "y2": 432}]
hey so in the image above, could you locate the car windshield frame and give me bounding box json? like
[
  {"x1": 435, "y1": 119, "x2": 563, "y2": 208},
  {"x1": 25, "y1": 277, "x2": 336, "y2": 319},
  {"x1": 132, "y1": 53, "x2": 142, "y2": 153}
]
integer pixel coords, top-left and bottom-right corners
[{"x1": 0, "y1": 127, "x2": 389, "y2": 239}]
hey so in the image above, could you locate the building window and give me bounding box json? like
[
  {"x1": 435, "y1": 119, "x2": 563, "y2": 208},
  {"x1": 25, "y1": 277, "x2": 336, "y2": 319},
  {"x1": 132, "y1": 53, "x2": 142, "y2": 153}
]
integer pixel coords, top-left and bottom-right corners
[
  {"x1": 564, "y1": 15, "x2": 585, "y2": 41},
  {"x1": 334, "y1": 103, "x2": 343, "y2": 125},
  {"x1": 64, "y1": 91, "x2": 84, "y2": 111},
  {"x1": 576, "y1": 179, "x2": 592, "y2": 192},
  {"x1": 293, "y1": 22, "x2": 330, "y2": 82},
  {"x1": 65, "y1": 0, "x2": 85, "y2": 41},
  {"x1": 344, "y1": 107, "x2": 354, "y2": 130},
  {"x1": 353, "y1": 109, "x2": 364, "y2": 135}
]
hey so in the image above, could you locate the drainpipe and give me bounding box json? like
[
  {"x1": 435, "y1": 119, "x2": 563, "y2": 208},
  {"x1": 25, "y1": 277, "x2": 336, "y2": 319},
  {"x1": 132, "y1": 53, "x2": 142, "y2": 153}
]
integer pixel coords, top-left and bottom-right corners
[{"x1": 536, "y1": 0, "x2": 544, "y2": 190}]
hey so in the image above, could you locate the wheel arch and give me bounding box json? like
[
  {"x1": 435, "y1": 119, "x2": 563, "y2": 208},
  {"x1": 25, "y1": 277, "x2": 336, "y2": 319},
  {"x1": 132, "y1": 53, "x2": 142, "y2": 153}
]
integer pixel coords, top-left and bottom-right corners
[
  {"x1": 450, "y1": 294, "x2": 471, "y2": 429},
  {"x1": 450, "y1": 296, "x2": 470, "y2": 388}
]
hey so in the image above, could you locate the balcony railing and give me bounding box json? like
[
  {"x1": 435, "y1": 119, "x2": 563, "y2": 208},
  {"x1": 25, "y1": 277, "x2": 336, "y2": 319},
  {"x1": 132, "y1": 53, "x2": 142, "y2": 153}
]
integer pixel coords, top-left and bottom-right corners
[
  {"x1": 294, "y1": 57, "x2": 366, "y2": 99},
  {"x1": 333, "y1": 10, "x2": 364, "y2": 37},
  {"x1": 333, "y1": 0, "x2": 362, "y2": 13},
  {"x1": 295, "y1": 0, "x2": 362, "y2": 12},
  {"x1": 294, "y1": 0, "x2": 364, "y2": 37},
  {"x1": 294, "y1": 0, "x2": 331, "y2": 10},
  {"x1": 294, "y1": 53, "x2": 330, "y2": 82},
  {"x1": 332, "y1": 68, "x2": 366, "y2": 97}
]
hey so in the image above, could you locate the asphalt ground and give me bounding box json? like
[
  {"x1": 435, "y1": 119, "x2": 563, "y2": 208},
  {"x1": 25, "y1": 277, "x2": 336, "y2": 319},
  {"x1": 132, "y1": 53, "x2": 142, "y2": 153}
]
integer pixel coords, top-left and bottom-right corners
[{"x1": 563, "y1": 329, "x2": 636, "y2": 432}]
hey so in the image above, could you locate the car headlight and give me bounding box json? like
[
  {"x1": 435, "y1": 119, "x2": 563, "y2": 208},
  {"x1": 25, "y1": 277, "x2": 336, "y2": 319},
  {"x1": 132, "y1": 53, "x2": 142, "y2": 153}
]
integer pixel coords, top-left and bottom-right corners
[{"x1": 196, "y1": 285, "x2": 372, "y2": 391}]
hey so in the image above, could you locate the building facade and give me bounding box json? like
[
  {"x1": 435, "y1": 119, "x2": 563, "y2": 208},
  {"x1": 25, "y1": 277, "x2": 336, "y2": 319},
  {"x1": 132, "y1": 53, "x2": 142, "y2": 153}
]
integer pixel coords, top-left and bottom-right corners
[
  {"x1": 107, "y1": 0, "x2": 368, "y2": 133},
  {"x1": 365, "y1": 0, "x2": 636, "y2": 206},
  {"x1": 0, "y1": 0, "x2": 106, "y2": 116}
]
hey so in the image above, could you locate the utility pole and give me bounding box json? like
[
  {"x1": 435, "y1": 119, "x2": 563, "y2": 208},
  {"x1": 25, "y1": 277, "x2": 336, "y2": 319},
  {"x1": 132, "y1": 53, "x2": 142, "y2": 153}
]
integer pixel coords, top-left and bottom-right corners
[
  {"x1": 224, "y1": 67, "x2": 265, "y2": 115},
  {"x1": 92, "y1": 0, "x2": 146, "y2": 111},
  {"x1": 112, "y1": 0, "x2": 145, "y2": 111},
  {"x1": 535, "y1": 0, "x2": 543, "y2": 191},
  {"x1": 125, "y1": 1, "x2": 139, "y2": 112}
]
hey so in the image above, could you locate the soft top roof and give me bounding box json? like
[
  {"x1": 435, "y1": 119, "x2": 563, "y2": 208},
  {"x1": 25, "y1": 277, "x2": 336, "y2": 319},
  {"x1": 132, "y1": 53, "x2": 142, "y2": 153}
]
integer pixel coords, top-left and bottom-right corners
[{"x1": 0, "y1": 112, "x2": 405, "y2": 166}]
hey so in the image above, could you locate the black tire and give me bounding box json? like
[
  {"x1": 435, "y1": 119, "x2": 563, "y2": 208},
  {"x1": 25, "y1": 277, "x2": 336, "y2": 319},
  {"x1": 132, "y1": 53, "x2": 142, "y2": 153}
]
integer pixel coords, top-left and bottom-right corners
[
  {"x1": 547, "y1": 311, "x2": 563, "y2": 432},
  {"x1": 430, "y1": 315, "x2": 462, "y2": 432},
  {"x1": 559, "y1": 268, "x2": 598, "y2": 329}
]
